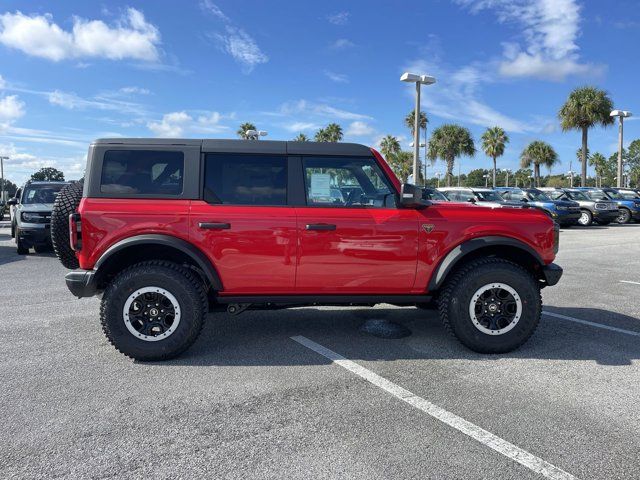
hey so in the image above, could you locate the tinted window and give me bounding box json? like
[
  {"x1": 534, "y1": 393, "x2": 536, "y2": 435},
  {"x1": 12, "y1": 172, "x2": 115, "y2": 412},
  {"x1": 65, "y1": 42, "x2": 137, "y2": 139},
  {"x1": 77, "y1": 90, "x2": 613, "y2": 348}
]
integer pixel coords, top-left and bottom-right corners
[
  {"x1": 302, "y1": 157, "x2": 393, "y2": 207},
  {"x1": 475, "y1": 191, "x2": 502, "y2": 202},
  {"x1": 22, "y1": 184, "x2": 66, "y2": 204},
  {"x1": 204, "y1": 154, "x2": 287, "y2": 205},
  {"x1": 101, "y1": 150, "x2": 184, "y2": 195}
]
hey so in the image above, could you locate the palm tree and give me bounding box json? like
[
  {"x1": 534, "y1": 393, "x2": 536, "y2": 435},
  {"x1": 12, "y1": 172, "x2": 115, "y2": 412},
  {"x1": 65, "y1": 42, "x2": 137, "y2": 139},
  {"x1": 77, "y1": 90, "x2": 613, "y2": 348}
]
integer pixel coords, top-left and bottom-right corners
[
  {"x1": 559, "y1": 86, "x2": 614, "y2": 186},
  {"x1": 481, "y1": 126, "x2": 509, "y2": 188},
  {"x1": 237, "y1": 122, "x2": 257, "y2": 139},
  {"x1": 314, "y1": 127, "x2": 328, "y2": 142},
  {"x1": 404, "y1": 109, "x2": 428, "y2": 138},
  {"x1": 387, "y1": 151, "x2": 414, "y2": 183},
  {"x1": 325, "y1": 123, "x2": 343, "y2": 142},
  {"x1": 293, "y1": 133, "x2": 309, "y2": 142},
  {"x1": 520, "y1": 141, "x2": 559, "y2": 187},
  {"x1": 379, "y1": 135, "x2": 401, "y2": 160},
  {"x1": 427, "y1": 124, "x2": 475, "y2": 186},
  {"x1": 589, "y1": 152, "x2": 606, "y2": 187}
]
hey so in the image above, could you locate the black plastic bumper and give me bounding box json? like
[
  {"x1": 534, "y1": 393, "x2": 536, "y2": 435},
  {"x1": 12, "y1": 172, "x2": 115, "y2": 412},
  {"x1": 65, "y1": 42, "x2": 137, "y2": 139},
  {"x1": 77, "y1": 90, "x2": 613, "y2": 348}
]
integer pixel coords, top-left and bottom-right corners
[
  {"x1": 18, "y1": 227, "x2": 51, "y2": 247},
  {"x1": 65, "y1": 270, "x2": 98, "y2": 298},
  {"x1": 542, "y1": 263, "x2": 563, "y2": 286}
]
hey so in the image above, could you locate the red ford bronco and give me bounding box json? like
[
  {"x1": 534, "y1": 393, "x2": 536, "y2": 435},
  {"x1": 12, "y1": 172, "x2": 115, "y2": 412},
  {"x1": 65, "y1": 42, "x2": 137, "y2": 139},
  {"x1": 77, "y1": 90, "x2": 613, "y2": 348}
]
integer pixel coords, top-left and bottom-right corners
[{"x1": 51, "y1": 139, "x2": 562, "y2": 361}]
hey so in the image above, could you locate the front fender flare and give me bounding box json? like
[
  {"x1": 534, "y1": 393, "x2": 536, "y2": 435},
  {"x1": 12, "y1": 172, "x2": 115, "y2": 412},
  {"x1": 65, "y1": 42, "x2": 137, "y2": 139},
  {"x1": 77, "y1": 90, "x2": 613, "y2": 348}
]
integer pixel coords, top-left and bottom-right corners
[{"x1": 427, "y1": 236, "x2": 544, "y2": 292}]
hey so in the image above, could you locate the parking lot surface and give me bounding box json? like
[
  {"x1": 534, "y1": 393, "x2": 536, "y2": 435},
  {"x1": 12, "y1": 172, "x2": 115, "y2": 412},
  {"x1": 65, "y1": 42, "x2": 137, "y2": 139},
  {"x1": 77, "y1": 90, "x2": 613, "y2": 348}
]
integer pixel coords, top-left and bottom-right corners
[{"x1": 1, "y1": 223, "x2": 639, "y2": 479}]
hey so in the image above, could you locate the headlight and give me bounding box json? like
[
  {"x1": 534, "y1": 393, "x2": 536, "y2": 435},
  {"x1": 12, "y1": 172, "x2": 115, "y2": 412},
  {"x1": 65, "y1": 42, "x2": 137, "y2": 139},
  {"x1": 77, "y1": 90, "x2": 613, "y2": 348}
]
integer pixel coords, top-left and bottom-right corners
[
  {"x1": 21, "y1": 212, "x2": 41, "y2": 222},
  {"x1": 595, "y1": 203, "x2": 609, "y2": 210},
  {"x1": 556, "y1": 206, "x2": 568, "y2": 211}
]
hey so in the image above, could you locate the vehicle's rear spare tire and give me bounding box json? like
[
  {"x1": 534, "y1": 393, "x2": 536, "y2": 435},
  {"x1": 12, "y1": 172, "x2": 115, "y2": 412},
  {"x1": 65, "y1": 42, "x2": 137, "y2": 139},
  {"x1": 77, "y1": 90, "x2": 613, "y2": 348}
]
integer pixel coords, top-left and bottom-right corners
[
  {"x1": 51, "y1": 181, "x2": 83, "y2": 269},
  {"x1": 438, "y1": 258, "x2": 541, "y2": 353}
]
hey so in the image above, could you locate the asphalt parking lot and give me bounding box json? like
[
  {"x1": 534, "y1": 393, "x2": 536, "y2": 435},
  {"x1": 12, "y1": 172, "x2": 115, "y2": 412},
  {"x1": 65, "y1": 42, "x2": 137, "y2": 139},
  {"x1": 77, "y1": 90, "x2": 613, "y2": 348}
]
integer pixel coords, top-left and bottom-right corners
[{"x1": 1, "y1": 222, "x2": 639, "y2": 480}]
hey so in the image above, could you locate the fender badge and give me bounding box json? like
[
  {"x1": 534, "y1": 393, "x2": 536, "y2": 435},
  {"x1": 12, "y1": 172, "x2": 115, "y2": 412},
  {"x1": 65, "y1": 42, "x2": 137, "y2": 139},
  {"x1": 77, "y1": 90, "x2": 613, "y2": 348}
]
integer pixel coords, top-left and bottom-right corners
[{"x1": 422, "y1": 224, "x2": 435, "y2": 233}]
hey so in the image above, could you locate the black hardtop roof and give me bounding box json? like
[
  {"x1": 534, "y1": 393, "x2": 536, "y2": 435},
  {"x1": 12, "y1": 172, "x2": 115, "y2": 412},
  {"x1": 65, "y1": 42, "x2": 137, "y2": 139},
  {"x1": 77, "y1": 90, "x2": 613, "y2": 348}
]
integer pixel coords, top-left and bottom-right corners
[{"x1": 92, "y1": 138, "x2": 373, "y2": 156}]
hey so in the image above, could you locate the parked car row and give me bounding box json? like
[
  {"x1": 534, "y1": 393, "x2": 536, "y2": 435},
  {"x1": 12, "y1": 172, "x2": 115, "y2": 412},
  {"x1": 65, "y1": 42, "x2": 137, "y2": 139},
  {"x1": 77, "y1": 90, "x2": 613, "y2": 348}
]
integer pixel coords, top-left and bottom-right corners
[{"x1": 424, "y1": 186, "x2": 640, "y2": 227}]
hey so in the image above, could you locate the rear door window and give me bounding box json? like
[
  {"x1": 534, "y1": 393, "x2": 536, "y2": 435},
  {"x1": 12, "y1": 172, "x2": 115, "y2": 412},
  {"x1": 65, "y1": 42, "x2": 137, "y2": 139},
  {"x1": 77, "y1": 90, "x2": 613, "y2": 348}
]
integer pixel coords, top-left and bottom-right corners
[
  {"x1": 204, "y1": 154, "x2": 287, "y2": 205},
  {"x1": 101, "y1": 150, "x2": 184, "y2": 195}
]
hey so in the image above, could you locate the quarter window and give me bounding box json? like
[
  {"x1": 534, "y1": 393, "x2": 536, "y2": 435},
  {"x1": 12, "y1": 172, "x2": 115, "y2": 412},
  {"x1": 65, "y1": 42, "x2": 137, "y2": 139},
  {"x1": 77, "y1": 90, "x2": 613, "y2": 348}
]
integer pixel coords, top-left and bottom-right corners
[
  {"x1": 204, "y1": 154, "x2": 287, "y2": 205},
  {"x1": 101, "y1": 150, "x2": 184, "y2": 195},
  {"x1": 302, "y1": 157, "x2": 394, "y2": 207}
]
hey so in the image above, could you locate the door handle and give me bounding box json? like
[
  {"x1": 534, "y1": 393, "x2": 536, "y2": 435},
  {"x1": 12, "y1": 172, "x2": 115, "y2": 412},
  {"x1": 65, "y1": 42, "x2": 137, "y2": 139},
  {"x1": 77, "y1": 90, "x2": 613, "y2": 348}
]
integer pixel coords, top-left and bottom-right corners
[
  {"x1": 199, "y1": 222, "x2": 231, "y2": 230},
  {"x1": 306, "y1": 223, "x2": 336, "y2": 231}
]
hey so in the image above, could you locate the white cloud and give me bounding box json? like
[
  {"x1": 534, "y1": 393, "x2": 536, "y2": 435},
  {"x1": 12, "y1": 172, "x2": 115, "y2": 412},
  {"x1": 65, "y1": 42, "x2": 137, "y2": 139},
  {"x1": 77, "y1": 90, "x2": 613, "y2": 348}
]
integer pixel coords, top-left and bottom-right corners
[
  {"x1": 454, "y1": 0, "x2": 603, "y2": 81},
  {"x1": 324, "y1": 71, "x2": 349, "y2": 83},
  {"x1": 279, "y1": 100, "x2": 372, "y2": 121},
  {"x1": 46, "y1": 89, "x2": 147, "y2": 116},
  {"x1": 0, "y1": 94, "x2": 24, "y2": 122},
  {"x1": 327, "y1": 12, "x2": 350, "y2": 25},
  {"x1": 119, "y1": 86, "x2": 150, "y2": 95},
  {"x1": 330, "y1": 38, "x2": 355, "y2": 49},
  {"x1": 0, "y1": 8, "x2": 160, "y2": 62},
  {"x1": 346, "y1": 121, "x2": 374, "y2": 137},
  {"x1": 199, "y1": 0, "x2": 230, "y2": 22},
  {"x1": 147, "y1": 110, "x2": 229, "y2": 137},
  {"x1": 403, "y1": 58, "x2": 533, "y2": 133},
  {"x1": 283, "y1": 121, "x2": 321, "y2": 132},
  {"x1": 214, "y1": 26, "x2": 268, "y2": 73}
]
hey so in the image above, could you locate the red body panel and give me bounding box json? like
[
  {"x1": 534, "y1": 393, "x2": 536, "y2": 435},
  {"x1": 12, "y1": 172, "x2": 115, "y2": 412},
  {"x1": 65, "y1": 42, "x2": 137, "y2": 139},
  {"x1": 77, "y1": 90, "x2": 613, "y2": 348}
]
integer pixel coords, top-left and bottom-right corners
[
  {"x1": 77, "y1": 198, "x2": 191, "y2": 270},
  {"x1": 189, "y1": 201, "x2": 297, "y2": 294},
  {"x1": 294, "y1": 207, "x2": 419, "y2": 293}
]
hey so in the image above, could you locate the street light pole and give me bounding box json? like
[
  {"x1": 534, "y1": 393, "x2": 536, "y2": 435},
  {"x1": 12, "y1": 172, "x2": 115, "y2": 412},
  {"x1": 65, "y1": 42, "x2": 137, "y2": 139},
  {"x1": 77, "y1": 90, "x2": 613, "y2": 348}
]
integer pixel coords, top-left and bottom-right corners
[
  {"x1": 610, "y1": 110, "x2": 632, "y2": 188},
  {"x1": 0, "y1": 155, "x2": 8, "y2": 204},
  {"x1": 400, "y1": 72, "x2": 436, "y2": 184}
]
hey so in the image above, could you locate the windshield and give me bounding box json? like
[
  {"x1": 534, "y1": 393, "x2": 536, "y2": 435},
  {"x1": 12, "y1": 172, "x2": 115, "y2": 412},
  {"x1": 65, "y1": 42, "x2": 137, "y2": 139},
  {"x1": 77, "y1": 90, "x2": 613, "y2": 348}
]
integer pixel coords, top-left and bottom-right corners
[
  {"x1": 604, "y1": 190, "x2": 625, "y2": 200},
  {"x1": 423, "y1": 189, "x2": 448, "y2": 201},
  {"x1": 21, "y1": 184, "x2": 66, "y2": 204},
  {"x1": 526, "y1": 190, "x2": 552, "y2": 202},
  {"x1": 585, "y1": 190, "x2": 608, "y2": 201},
  {"x1": 565, "y1": 191, "x2": 589, "y2": 201},
  {"x1": 475, "y1": 191, "x2": 502, "y2": 202}
]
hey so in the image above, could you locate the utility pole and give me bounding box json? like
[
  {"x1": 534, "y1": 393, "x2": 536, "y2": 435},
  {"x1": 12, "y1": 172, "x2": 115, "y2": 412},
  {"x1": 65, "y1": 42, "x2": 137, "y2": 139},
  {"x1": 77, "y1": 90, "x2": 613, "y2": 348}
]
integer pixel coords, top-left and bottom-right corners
[
  {"x1": 610, "y1": 110, "x2": 632, "y2": 188},
  {"x1": 0, "y1": 155, "x2": 8, "y2": 204}
]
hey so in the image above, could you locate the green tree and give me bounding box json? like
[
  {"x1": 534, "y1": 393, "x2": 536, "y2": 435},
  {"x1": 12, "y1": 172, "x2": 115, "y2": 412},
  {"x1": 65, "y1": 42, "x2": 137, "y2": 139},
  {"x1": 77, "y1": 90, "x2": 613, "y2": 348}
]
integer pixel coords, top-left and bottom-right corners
[
  {"x1": 626, "y1": 139, "x2": 640, "y2": 188},
  {"x1": 427, "y1": 124, "x2": 475, "y2": 186},
  {"x1": 379, "y1": 135, "x2": 401, "y2": 160},
  {"x1": 520, "y1": 141, "x2": 559, "y2": 187},
  {"x1": 1, "y1": 179, "x2": 17, "y2": 198},
  {"x1": 559, "y1": 86, "x2": 614, "y2": 186},
  {"x1": 315, "y1": 123, "x2": 343, "y2": 142},
  {"x1": 588, "y1": 152, "x2": 606, "y2": 187},
  {"x1": 387, "y1": 151, "x2": 417, "y2": 183},
  {"x1": 31, "y1": 167, "x2": 65, "y2": 181},
  {"x1": 465, "y1": 168, "x2": 490, "y2": 187},
  {"x1": 606, "y1": 150, "x2": 626, "y2": 186},
  {"x1": 292, "y1": 133, "x2": 309, "y2": 142},
  {"x1": 237, "y1": 122, "x2": 257, "y2": 139},
  {"x1": 404, "y1": 109, "x2": 428, "y2": 138},
  {"x1": 481, "y1": 126, "x2": 509, "y2": 188}
]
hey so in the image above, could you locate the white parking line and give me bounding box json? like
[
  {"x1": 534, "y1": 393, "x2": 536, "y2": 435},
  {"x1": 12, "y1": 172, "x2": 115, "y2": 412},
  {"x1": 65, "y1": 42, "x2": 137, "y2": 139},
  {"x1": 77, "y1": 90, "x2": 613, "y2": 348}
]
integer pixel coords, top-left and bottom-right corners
[
  {"x1": 543, "y1": 311, "x2": 640, "y2": 337},
  {"x1": 620, "y1": 280, "x2": 640, "y2": 286},
  {"x1": 291, "y1": 335, "x2": 577, "y2": 480}
]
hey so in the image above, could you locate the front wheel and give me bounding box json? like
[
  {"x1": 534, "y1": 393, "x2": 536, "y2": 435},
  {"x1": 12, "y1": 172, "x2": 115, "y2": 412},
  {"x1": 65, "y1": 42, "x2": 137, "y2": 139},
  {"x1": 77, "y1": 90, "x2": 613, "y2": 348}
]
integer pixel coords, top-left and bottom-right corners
[
  {"x1": 438, "y1": 258, "x2": 541, "y2": 353},
  {"x1": 577, "y1": 210, "x2": 592, "y2": 226},
  {"x1": 16, "y1": 231, "x2": 29, "y2": 254},
  {"x1": 101, "y1": 261, "x2": 207, "y2": 361},
  {"x1": 617, "y1": 208, "x2": 632, "y2": 224}
]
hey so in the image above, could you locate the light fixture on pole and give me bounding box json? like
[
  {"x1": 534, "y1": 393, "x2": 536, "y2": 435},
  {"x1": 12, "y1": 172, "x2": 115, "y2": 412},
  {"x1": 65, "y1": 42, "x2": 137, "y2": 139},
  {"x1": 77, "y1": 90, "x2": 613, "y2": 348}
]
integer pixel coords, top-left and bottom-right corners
[
  {"x1": 245, "y1": 129, "x2": 268, "y2": 140},
  {"x1": 400, "y1": 72, "x2": 436, "y2": 184},
  {"x1": 482, "y1": 173, "x2": 490, "y2": 188},
  {"x1": 0, "y1": 155, "x2": 8, "y2": 203},
  {"x1": 610, "y1": 110, "x2": 632, "y2": 188}
]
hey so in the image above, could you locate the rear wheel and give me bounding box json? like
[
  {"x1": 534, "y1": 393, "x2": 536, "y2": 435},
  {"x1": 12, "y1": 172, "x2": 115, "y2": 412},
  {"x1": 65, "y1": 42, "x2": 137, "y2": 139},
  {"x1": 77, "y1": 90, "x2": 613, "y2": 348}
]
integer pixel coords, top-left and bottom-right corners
[
  {"x1": 577, "y1": 209, "x2": 592, "y2": 226},
  {"x1": 617, "y1": 208, "x2": 632, "y2": 224},
  {"x1": 438, "y1": 258, "x2": 541, "y2": 353},
  {"x1": 100, "y1": 261, "x2": 207, "y2": 361}
]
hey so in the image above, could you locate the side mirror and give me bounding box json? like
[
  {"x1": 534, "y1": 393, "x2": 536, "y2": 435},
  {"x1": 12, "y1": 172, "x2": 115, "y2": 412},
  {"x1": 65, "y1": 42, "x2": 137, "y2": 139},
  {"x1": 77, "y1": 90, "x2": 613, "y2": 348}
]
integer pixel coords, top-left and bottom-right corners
[
  {"x1": 522, "y1": 198, "x2": 529, "y2": 203},
  {"x1": 467, "y1": 198, "x2": 476, "y2": 203},
  {"x1": 6, "y1": 198, "x2": 17, "y2": 206},
  {"x1": 399, "y1": 183, "x2": 430, "y2": 209}
]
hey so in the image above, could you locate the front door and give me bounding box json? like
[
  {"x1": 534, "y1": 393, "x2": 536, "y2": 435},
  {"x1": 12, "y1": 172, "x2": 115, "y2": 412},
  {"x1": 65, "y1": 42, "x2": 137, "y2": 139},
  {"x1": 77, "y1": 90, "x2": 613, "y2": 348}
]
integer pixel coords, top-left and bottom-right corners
[
  {"x1": 190, "y1": 153, "x2": 297, "y2": 295},
  {"x1": 295, "y1": 156, "x2": 419, "y2": 294}
]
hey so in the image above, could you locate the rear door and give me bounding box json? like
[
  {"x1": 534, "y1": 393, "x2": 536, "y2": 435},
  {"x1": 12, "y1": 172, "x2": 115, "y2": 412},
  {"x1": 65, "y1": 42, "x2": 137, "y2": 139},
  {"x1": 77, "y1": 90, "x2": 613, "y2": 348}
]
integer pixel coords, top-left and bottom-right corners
[
  {"x1": 189, "y1": 153, "x2": 297, "y2": 294},
  {"x1": 294, "y1": 155, "x2": 419, "y2": 294}
]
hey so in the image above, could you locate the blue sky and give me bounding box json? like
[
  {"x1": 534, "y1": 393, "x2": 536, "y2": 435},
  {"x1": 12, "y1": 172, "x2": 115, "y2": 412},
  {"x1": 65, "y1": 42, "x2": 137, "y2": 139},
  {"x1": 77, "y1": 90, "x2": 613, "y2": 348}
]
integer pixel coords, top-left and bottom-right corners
[{"x1": 0, "y1": 0, "x2": 639, "y2": 184}]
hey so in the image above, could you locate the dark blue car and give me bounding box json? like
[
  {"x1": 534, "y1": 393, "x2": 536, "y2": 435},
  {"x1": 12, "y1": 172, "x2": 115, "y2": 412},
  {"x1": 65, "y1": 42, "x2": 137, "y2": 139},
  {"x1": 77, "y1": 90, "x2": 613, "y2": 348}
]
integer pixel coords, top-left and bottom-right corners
[
  {"x1": 497, "y1": 187, "x2": 581, "y2": 227},
  {"x1": 576, "y1": 187, "x2": 640, "y2": 224}
]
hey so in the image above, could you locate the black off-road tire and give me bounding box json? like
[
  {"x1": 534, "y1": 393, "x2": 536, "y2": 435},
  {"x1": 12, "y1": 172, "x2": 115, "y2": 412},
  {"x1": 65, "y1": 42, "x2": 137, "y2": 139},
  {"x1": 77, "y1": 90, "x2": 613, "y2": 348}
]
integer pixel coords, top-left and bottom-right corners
[
  {"x1": 16, "y1": 231, "x2": 29, "y2": 255},
  {"x1": 438, "y1": 258, "x2": 541, "y2": 354},
  {"x1": 100, "y1": 261, "x2": 207, "y2": 361},
  {"x1": 11, "y1": 221, "x2": 15, "y2": 238},
  {"x1": 617, "y1": 208, "x2": 632, "y2": 224},
  {"x1": 51, "y1": 181, "x2": 83, "y2": 269}
]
